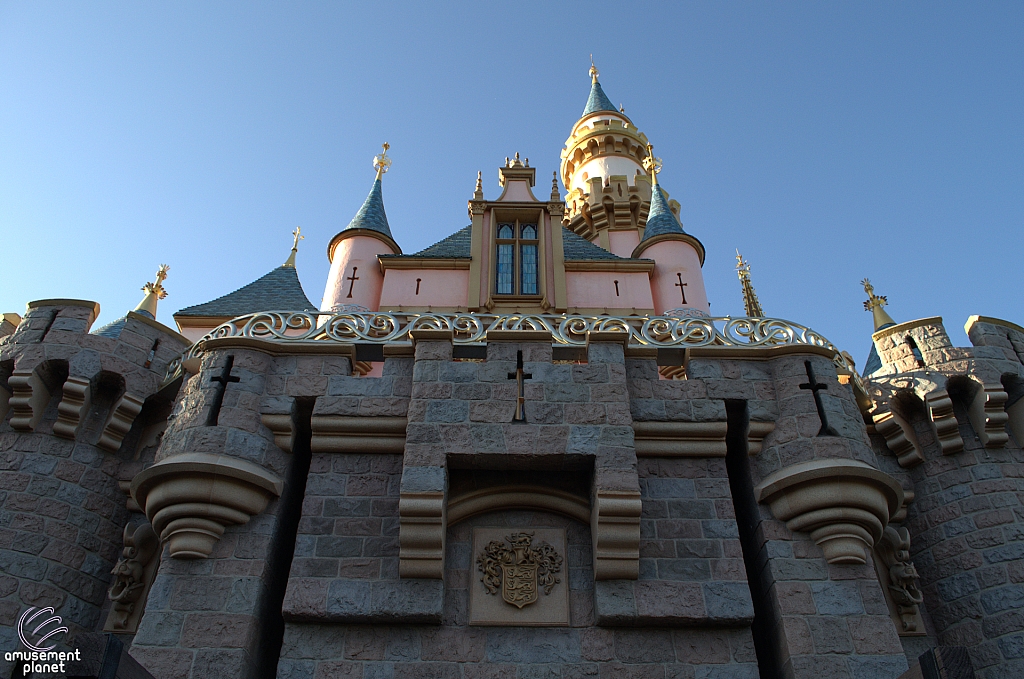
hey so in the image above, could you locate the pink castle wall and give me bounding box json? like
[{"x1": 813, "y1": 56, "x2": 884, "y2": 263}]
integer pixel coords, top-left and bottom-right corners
[
  {"x1": 322, "y1": 236, "x2": 395, "y2": 312},
  {"x1": 379, "y1": 269, "x2": 470, "y2": 310},
  {"x1": 644, "y1": 239, "x2": 709, "y2": 315}
]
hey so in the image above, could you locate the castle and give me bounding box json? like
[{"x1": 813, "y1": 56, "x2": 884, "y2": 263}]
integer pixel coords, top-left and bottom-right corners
[{"x1": 2, "y1": 65, "x2": 1022, "y2": 679}]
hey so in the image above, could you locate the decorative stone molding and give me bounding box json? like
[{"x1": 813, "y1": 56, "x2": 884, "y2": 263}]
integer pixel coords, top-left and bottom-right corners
[
  {"x1": 633, "y1": 421, "x2": 728, "y2": 456},
  {"x1": 8, "y1": 368, "x2": 52, "y2": 431},
  {"x1": 310, "y1": 416, "x2": 407, "y2": 454},
  {"x1": 53, "y1": 376, "x2": 92, "y2": 440},
  {"x1": 131, "y1": 452, "x2": 284, "y2": 559},
  {"x1": 754, "y1": 459, "x2": 903, "y2": 565},
  {"x1": 591, "y1": 489, "x2": 642, "y2": 580},
  {"x1": 104, "y1": 522, "x2": 160, "y2": 633},
  {"x1": 398, "y1": 490, "x2": 446, "y2": 579},
  {"x1": 97, "y1": 393, "x2": 145, "y2": 453},
  {"x1": 966, "y1": 382, "x2": 1009, "y2": 449},
  {"x1": 260, "y1": 395, "x2": 298, "y2": 453},
  {"x1": 447, "y1": 486, "x2": 590, "y2": 526},
  {"x1": 631, "y1": 420, "x2": 775, "y2": 457},
  {"x1": 746, "y1": 421, "x2": 776, "y2": 455},
  {"x1": 873, "y1": 526, "x2": 926, "y2": 636}
]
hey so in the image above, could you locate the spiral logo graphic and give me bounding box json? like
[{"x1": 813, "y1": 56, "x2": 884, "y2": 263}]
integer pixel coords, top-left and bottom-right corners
[{"x1": 17, "y1": 607, "x2": 68, "y2": 652}]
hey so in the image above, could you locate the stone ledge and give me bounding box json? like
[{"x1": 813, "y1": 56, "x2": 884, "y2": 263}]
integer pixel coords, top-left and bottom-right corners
[{"x1": 593, "y1": 580, "x2": 754, "y2": 627}]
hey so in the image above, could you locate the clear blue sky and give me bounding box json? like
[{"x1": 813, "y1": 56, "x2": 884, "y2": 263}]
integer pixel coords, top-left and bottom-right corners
[{"x1": 1, "y1": 2, "x2": 1021, "y2": 367}]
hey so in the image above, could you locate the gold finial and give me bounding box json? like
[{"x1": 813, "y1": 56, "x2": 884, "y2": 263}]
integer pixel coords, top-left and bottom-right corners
[
  {"x1": 862, "y1": 278, "x2": 897, "y2": 330},
  {"x1": 735, "y1": 250, "x2": 764, "y2": 317},
  {"x1": 134, "y1": 264, "x2": 169, "y2": 318},
  {"x1": 589, "y1": 55, "x2": 599, "y2": 83},
  {"x1": 474, "y1": 171, "x2": 484, "y2": 200},
  {"x1": 550, "y1": 171, "x2": 560, "y2": 201},
  {"x1": 284, "y1": 227, "x2": 304, "y2": 267},
  {"x1": 373, "y1": 142, "x2": 392, "y2": 179},
  {"x1": 619, "y1": 103, "x2": 625, "y2": 113},
  {"x1": 643, "y1": 143, "x2": 663, "y2": 185}
]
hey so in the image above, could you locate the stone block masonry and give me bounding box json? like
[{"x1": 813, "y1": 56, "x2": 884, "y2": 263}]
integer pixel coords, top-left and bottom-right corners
[{"x1": 0, "y1": 301, "x2": 189, "y2": 679}]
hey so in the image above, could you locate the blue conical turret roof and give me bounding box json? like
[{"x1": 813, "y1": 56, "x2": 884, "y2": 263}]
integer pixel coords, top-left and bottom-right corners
[
  {"x1": 641, "y1": 185, "x2": 686, "y2": 242},
  {"x1": 344, "y1": 177, "x2": 393, "y2": 239},
  {"x1": 583, "y1": 80, "x2": 617, "y2": 116}
]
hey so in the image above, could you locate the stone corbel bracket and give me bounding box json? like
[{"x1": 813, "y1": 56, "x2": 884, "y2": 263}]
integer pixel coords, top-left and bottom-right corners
[
  {"x1": 871, "y1": 408, "x2": 923, "y2": 468},
  {"x1": 592, "y1": 488, "x2": 642, "y2": 580},
  {"x1": 103, "y1": 522, "x2": 160, "y2": 633},
  {"x1": 926, "y1": 390, "x2": 964, "y2": 455},
  {"x1": 870, "y1": 377, "x2": 967, "y2": 466},
  {"x1": 398, "y1": 466, "x2": 446, "y2": 579},
  {"x1": 8, "y1": 368, "x2": 52, "y2": 431},
  {"x1": 97, "y1": 393, "x2": 145, "y2": 453},
  {"x1": 967, "y1": 383, "x2": 1009, "y2": 449},
  {"x1": 53, "y1": 376, "x2": 92, "y2": 439},
  {"x1": 755, "y1": 458, "x2": 903, "y2": 565},
  {"x1": 131, "y1": 453, "x2": 283, "y2": 559}
]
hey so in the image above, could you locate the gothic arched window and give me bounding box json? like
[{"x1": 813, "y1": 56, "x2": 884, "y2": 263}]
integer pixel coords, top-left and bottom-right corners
[{"x1": 495, "y1": 221, "x2": 539, "y2": 295}]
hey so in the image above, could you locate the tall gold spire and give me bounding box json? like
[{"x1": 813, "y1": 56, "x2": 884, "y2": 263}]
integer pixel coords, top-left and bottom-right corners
[
  {"x1": 589, "y1": 55, "x2": 599, "y2": 83},
  {"x1": 643, "y1": 143, "x2": 663, "y2": 186},
  {"x1": 373, "y1": 142, "x2": 392, "y2": 180},
  {"x1": 862, "y1": 278, "x2": 897, "y2": 330},
  {"x1": 134, "y1": 264, "x2": 169, "y2": 318},
  {"x1": 283, "y1": 227, "x2": 304, "y2": 268},
  {"x1": 735, "y1": 250, "x2": 764, "y2": 317}
]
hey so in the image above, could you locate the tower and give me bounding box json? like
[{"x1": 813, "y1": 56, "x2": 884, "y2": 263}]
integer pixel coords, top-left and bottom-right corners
[
  {"x1": 560, "y1": 64, "x2": 710, "y2": 317},
  {"x1": 322, "y1": 143, "x2": 401, "y2": 313}
]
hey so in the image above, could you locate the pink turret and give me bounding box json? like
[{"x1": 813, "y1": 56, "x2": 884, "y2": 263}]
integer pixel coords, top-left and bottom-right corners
[
  {"x1": 633, "y1": 149, "x2": 709, "y2": 317},
  {"x1": 322, "y1": 145, "x2": 401, "y2": 312}
]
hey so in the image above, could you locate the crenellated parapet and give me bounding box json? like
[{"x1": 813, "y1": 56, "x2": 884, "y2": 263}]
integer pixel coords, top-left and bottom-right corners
[{"x1": 0, "y1": 297, "x2": 190, "y2": 661}]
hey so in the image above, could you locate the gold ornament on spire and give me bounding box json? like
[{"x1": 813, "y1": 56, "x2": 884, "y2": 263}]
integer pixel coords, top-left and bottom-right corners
[
  {"x1": 134, "y1": 264, "x2": 169, "y2": 318},
  {"x1": 735, "y1": 250, "x2": 764, "y2": 318},
  {"x1": 589, "y1": 55, "x2": 599, "y2": 83},
  {"x1": 643, "y1": 143, "x2": 663, "y2": 185},
  {"x1": 373, "y1": 142, "x2": 392, "y2": 179},
  {"x1": 862, "y1": 278, "x2": 897, "y2": 330},
  {"x1": 284, "y1": 226, "x2": 304, "y2": 267},
  {"x1": 474, "y1": 171, "x2": 484, "y2": 200}
]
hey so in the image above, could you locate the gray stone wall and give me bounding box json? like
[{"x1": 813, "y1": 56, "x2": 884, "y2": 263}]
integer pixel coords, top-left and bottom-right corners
[
  {"x1": 0, "y1": 302, "x2": 187, "y2": 678},
  {"x1": 876, "y1": 406, "x2": 1024, "y2": 678},
  {"x1": 278, "y1": 509, "x2": 759, "y2": 679}
]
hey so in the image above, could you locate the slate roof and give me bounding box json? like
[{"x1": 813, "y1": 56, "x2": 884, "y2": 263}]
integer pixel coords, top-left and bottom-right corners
[
  {"x1": 862, "y1": 322, "x2": 895, "y2": 376},
  {"x1": 640, "y1": 185, "x2": 687, "y2": 242},
  {"x1": 562, "y1": 228, "x2": 633, "y2": 261},
  {"x1": 343, "y1": 177, "x2": 393, "y2": 239},
  {"x1": 91, "y1": 309, "x2": 154, "y2": 339},
  {"x1": 583, "y1": 80, "x2": 618, "y2": 116},
  {"x1": 381, "y1": 225, "x2": 473, "y2": 259},
  {"x1": 174, "y1": 265, "x2": 318, "y2": 318}
]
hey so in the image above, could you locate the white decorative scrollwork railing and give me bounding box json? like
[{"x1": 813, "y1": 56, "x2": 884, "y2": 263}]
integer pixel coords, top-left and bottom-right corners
[{"x1": 163, "y1": 311, "x2": 856, "y2": 383}]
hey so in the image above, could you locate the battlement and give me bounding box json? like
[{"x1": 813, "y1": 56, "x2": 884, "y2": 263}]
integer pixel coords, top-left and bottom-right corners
[{"x1": 1, "y1": 299, "x2": 191, "y2": 447}]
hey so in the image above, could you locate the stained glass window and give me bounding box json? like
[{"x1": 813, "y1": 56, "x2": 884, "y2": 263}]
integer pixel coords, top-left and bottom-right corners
[
  {"x1": 496, "y1": 244, "x2": 514, "y2": 294},
  {"x1": 494, "y1": 220, "x2": 539, "y2": 296},
  {"x1": 520, "y1": 244, "x2": 538, "y2": 294}
]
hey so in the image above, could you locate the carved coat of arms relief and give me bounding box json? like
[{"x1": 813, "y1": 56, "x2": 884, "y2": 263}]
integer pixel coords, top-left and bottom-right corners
[{"x1": 477, "y1": 532, "x2": 563, "y2": 609}]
